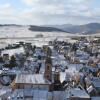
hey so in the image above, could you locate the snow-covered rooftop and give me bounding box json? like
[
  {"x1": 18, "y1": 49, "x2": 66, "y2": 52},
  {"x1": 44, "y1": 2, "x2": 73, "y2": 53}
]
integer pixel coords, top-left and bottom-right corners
[
  {"x1": 65, "y1": 88, "x2": 90, "y2": 99},
  {"x1": 15, "y1": 74, "x2": 51, "y2": 84}
]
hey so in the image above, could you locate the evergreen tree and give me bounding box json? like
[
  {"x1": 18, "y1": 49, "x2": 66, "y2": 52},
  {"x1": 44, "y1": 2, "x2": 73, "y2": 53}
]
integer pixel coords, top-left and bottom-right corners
[{"x1": 10, "y1": 55, "x2": 16, "y2": 69}]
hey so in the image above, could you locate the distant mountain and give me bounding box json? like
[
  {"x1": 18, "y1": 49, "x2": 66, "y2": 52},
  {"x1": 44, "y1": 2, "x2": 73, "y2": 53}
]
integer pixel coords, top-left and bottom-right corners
[
  {"x1": 29, "y1": 25, "x2": 66, "y2": 32},
  {"x1": 0, "y1": 24, "x2": 22, "y2": 27},
  {"x1": 0, "y1": 23, "x2": 100, "y2": 34},
  {"x1": 43, "y1": 24, "x2": 73, "y2": 29},
  {"x1": 47, "y1": 23, "x2": 100, "y2": 34}
]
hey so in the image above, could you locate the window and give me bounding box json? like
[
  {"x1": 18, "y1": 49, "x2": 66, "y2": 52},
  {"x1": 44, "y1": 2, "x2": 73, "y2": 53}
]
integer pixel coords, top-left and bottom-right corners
[{"x1": 47, "y1": 65, "x2": 50, "y2": 70}]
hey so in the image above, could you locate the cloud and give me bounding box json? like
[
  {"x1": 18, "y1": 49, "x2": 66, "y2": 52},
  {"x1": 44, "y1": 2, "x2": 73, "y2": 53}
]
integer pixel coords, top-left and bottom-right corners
[
  {"x1": 0, "y1": 3, "x2": 13, "y2": 15},
  {"x1": 21, "y1": 0, "x2": 91, "y2": 16},
  {"x1": 0, "y1": 3, "x2": 21, "y2": 24},
  {"x1": 22, "y1": 0, "x2": 39, "y2": 6},
  {"x1": 0, "y1": 0, "x2": 100, "y2": 25}
]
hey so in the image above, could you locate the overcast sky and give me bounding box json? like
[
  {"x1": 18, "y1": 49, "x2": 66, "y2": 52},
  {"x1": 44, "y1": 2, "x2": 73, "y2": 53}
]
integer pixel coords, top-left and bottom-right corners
[{"x1": 0, "y1": 0, "x2": 100, "y2": 25}]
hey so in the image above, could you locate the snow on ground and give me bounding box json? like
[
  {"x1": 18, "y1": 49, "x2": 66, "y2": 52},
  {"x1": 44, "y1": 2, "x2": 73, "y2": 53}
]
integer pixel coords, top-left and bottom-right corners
[
  {"x1": 0, "y1": 25, "x2": 99, "y2": 49},
  {"x1": 0, "y1": 26, "x2": 71, "y2": 38},
  {"x1": 1, "y1": 47, "x2": 25, "y2": 56},
  {"x1": 0, "y1": 25, "x2": 71, "y2": 48}
]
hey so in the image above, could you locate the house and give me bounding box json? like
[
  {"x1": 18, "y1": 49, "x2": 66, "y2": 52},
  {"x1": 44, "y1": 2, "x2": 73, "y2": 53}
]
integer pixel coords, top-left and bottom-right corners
[
  {"x1": 0, "y1": 87, "x2": 12, "y2": 100},
  {"x1": 91, "y1": 97, "x2": 100, "y2": 100},
  {"x1": 91, "y1": 77, "x2": 100, "y2": 95},
  {"x1": 14, "y1": 74, "x2": 52, "y2": 91},
  {"x1": 87, "y1": 77, "x2": 100, "y2": 96},
  {"x1": 8, "y1": 89, "x2": 51, "y2": 100},
  {"x1": 2, "y1": 54, "x2": 9, "y2": 62},
  {"x1": 65, "y1": 88, "x2": 90, "y2": 100},
  {"x1": 7, "y1": 89, "x2": 67, "y2": 100}
]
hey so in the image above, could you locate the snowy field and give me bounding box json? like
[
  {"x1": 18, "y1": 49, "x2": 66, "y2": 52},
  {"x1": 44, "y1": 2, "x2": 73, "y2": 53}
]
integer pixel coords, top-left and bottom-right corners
[
  {"x1": 0, "y1": 25, "x2": 100, "y2": 48},
  {"x1": 0, "y1": 26, "x2": 71, "y2": 38},
  {"x1": 0, "y1": 26, "x2": 68, "y2": 48}
]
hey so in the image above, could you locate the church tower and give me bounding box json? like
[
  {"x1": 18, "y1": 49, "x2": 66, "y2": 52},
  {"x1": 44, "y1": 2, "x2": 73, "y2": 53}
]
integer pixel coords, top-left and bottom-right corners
[{"x1": 44, "y1": 57, "x2": 52, "y2": 81}]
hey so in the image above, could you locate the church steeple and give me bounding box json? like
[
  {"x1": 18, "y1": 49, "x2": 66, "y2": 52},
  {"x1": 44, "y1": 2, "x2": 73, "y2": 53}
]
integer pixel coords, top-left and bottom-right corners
[{"x1": 44, "y1": 57, "x2": 52, "y2": 81}]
